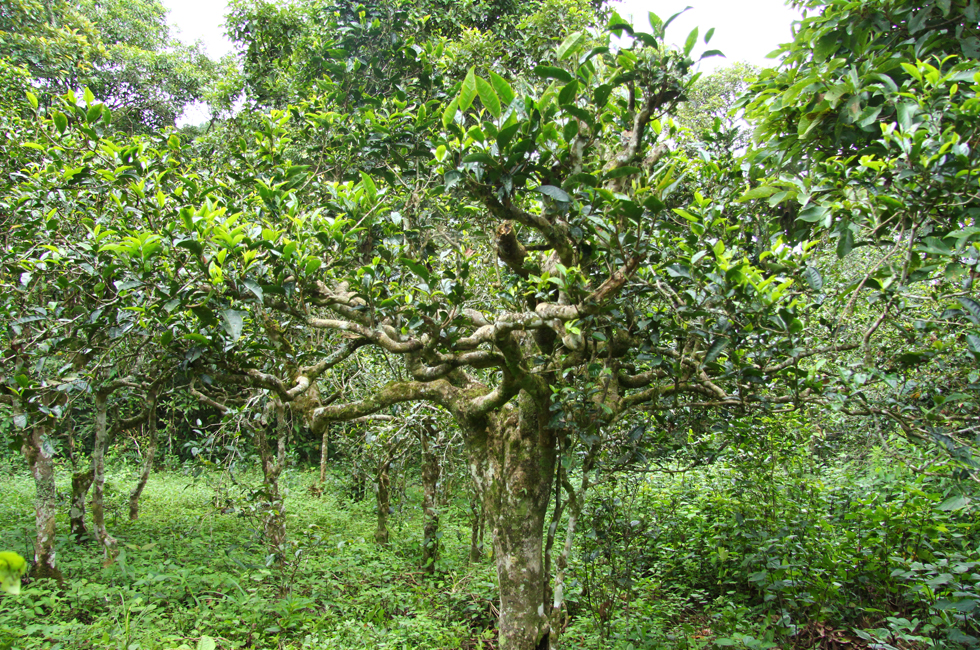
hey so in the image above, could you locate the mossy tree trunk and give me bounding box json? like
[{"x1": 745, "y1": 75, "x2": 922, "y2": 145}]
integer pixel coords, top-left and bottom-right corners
[
  {"x1": 465, "y1": 391, "x2": 556, "y2": 650},
  {"x1": 469, "y1": 487, "x2": 485, "y2": 563},
  {"x1": 21, "y1": 420, "x2": 62, "y2": 580}
]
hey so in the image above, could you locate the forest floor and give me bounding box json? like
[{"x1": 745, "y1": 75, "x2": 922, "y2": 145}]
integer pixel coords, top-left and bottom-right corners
[{"x1": 0, "y1": 463, "x2": 508, "y2": 650}]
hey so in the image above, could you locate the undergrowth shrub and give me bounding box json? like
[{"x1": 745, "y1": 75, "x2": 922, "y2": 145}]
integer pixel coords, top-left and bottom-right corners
[{"x1": 570, "y1": 414, "x2": 980, "y2": 649}]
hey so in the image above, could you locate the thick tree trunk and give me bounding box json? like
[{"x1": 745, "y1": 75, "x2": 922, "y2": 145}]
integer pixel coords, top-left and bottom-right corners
[
  {"x1": 128, "y1": 389, "x2": 158, "y2": 520},
  {"x1": 21, "y1": 420, "x2": 62, "y2": 580},
  {"x1": 469, "y1": 488, "x2": 485, "y2": 562},
  {"x1": 420, "y1": 421, "x2": 441, "y2": 572},
  {"x1": 70, "y1": 469, "x2": 94, "y2": 542},
  {"x1": 374, "y1": 458, "x2": 391, "y2": 546},
  {"x1": 92, "y1": 390, "x2": 118, "y2": 563},
  {"x1": 467, "y1": 391, "x2": 556, "y2": 650}
]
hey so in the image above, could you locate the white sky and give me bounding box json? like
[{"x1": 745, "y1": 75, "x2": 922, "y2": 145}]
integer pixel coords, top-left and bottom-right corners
[
  {"x1": 161, "y1": 0, "x2": 802, "y2": 124},
  {"x1": 615, "y1": 0, "x2": 802, "y2": 71}
]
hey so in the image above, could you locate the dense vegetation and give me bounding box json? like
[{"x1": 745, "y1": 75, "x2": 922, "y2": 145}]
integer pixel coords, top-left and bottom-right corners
[{"x1": 2, "y1": 0, "x2": 980, "y2": 648}]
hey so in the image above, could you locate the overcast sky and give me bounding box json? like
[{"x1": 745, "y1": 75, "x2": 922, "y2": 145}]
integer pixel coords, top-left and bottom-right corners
[{"x1": 161, "y1": 0, "x2": 802, "y2": 123}]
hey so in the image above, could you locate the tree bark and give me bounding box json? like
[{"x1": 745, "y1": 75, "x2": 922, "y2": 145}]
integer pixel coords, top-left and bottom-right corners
[
  {"x1": 92, "y1": 390, "x2": 118, "y2": 563},
  {"x1": 374, "y1": 457, "x2": 391, "y2": 546},
  {"x1": 319, "y1": 427, "x2": 329, "y2": 484},
  {"x1": 21, "y1": 418, "x2": 62, "y2": 580},
  {"x1": 420, "y1": 420, "x2": 441, "y2": 572},
  {"x1": 467, "y1": 391, "x2": 556, "y2": 650},
  {"x1": 128, "y1": 388, "x2": 158, "y2": 520},
  {"x1": 254, "y1": 401, "x2": 287, "y2": 557},
  {"x1": 70, "y1": 468, "x2": 94, "y2": 542},
  {"x1": 469, "y1": 488, "x2": 485, "y2": 563}
]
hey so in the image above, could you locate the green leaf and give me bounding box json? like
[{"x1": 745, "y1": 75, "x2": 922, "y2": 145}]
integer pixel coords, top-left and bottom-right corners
[
  {"x1": 836, "y1": 228, "x2": 854, "y2": 259},
  {"x1": 459, "y1": 67, "x2": 478, "y2": 111},
  {"x1": 738, "y1": 185, "x2": 778, "y2": 201},
  {"x1": 897, "y1": 102, "x2": 919, "y2": 131},
  {"x1": 684, "y1": 27, "x2": 699, "y2": 56},
  {"x1": 908, "y1": 7, "x2": 932, "y2": 34},
  {"x1": 176, "y1": 239, "x2": 204, "y2": 257},
  {"x1": 533, "y1": 65, "x2": 573, "y2": 83},
  {"x1": 86, "y1": 103, "x2": 103, "y2": 124},
  {"x1": 557, "y1": 31, "x2": 587, "y2": 60},
  {"x1": 566, "y1": 173, "x2": 598, "y2": 187},
  {"x1": 938, "y1": 495, "x2": 970, "y2": 511},
  {"x1": 462, "y1": 152, "x2": 496, "y2": 166},
  {"x1": 488, "y1": 71, "x2": 515, "y2": 106},
  {"x1": 400, "y1": 258, "x2": 431, "y2": 283},
  {"x1": 197, "y1": 636, "x2": 217, "y2": 650},
  {"x1": 475, "y1": 76, "x2": 501, "y2": 119},
  {"x1": 961, "y1": 36, "x2": 980, "y2": 59},
  {"x1": 798, "y1": 203, "x2": 829, "y2": 224},
  {"x1": 243, "y1": 279, "x2": 264, "y2": 303},
  {"x1": 221, "y1": 310, "x2": 246, "y2": 342},
  {"x1": 305, "y1": 257, "x2": 321, "y2": 275},
  {"x1": 25, "y1": 91, "x2": 37, "y2": 109},
  {"x1": 53, "y1": 111, "x2": 68, "y2": 135},
  {"x1": 957, "y1": 297, "x2": 980, "y2": 325},
  {"x1": 704, "y1": 27, "x2": 715, "y2": 43},
  {"x1": 441, "y1": 97, "x2": 459, "y2": 129},
  {"x1": 648, "y1": 11, "x2": 663, "y2": 32},
  {"x1": 558, "y1": 80, "x2": 579, "y2": 106},
  {"x1": 968, "y1": 333, "x2": 980, "y2": 359},
  {"x1": 192, "y1": 306, "x2": 217, "y2": 327},
  {"x1": 663, "y1": 6, "x2": 692, "y2": 33},
  {"x1": 704, "y1": 337, "x2": 729, "y2": 363},
  {"x1": 594, "y1": 84, "x2": 613, "y2": 107},
  {"x1": 535, "y1": 185, "x2": 571, "y2": 202},
  {"x1": 496, "y1": 122, "x2": 520, "y2": 151},
  {"x1": 359, "y1": 171, "x2": 378, "y2": 202},
  {"x1": 183, "y1": 333, "x2": 210, "y2": 345},
  {"x1": 803, "y1": 266, "x2": 823, "y2": 292}
]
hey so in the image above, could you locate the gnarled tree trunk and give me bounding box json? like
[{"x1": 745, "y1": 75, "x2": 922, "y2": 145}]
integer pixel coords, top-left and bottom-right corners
[
  {"x1": 21, "y1": 418, "x2": 62, "y2": 580},
  {"x1": 466, "y1": 391, "x2": 556, "y2": 650}
]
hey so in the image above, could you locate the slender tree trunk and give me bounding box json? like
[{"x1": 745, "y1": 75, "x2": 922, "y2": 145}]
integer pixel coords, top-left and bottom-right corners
[
  {"x1": 70, "y1": 468, "x2": 94, "y2": 542},
  {"x1": 466, "y1": 391, "x2": 556, "y2": 650},
  {"x1": 20, "y1": 417, "x2": 62, "y2": 580},
  {"x1": 319, "y1": 428, "x2": 329, "y2": 484},
  {"x1": 128, "y1": 389, "x2": 158, "y2": 520},
  {"x1": 420, "y1": 421, "x2": 441, "y2": 572},
  {"x1": 92, "y1": 390, "x2": 118, "y2": 563},
  {"x1": 374, "y1": 458, "x2": 391, "y2": 546},
  {"x1": 254, "y1": 402, "x2": 287, "y2": 556}
]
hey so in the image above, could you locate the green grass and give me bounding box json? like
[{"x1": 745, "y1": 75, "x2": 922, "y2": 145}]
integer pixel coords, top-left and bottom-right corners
[{"x1": 0, "y1": 462, "x2": 498, "y2": 650}]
